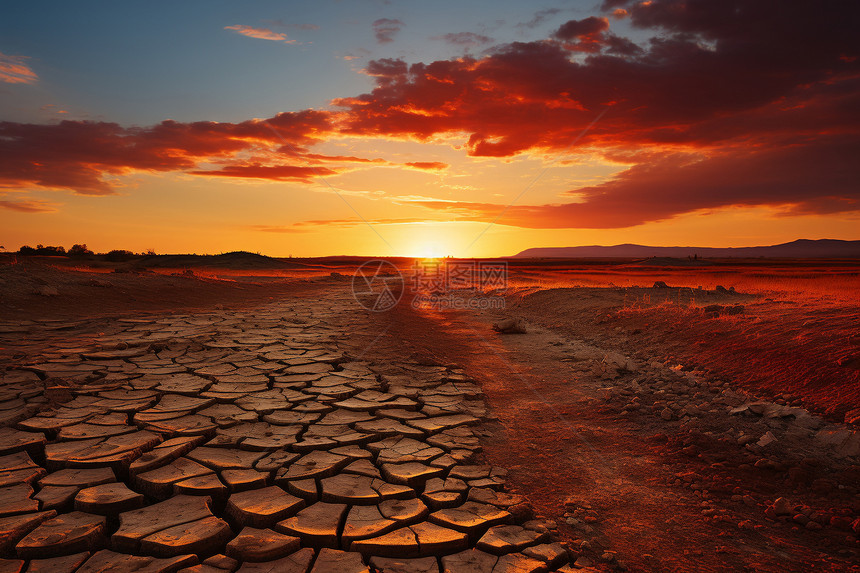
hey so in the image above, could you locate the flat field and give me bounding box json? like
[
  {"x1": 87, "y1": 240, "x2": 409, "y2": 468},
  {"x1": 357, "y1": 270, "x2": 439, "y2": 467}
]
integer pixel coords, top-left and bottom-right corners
[{"x1": 0, "y1": 254, "x2": 857, "y2": 572}]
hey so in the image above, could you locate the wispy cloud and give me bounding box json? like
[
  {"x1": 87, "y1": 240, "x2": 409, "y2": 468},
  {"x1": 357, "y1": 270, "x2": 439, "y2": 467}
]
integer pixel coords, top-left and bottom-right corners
[
  {"x1": 0, "y1": 52, "x2": 37, "y2": 84},
  {"x1": 516, "y1": 8, "x2": 563, "y2": 30},
  {"x1": 224, "y1": 25, "x2": 297, "y2": 43},
  {"x1": 249, "y1": 225, "x2": 310, "y2": 234},
  {"x1": 252, "y1": 216, "x2": 436, "y2": 233},
  {"x1": 40, "y1": 104, "x2": 69, "y2": 115},
  {"x1": 264, "y1": 19, "x2": 320, "y2": 31},
  {"x1": 431, "y1": 32, "x2": 493, "y2": 49},
  {"x1": 0, "y1": 198, "x2": 57, "y2": 213},
  {"x1": 372, "y1": 18, "x2": 404, "y2": 44},
  {"x1": 340, "y1": 48, "x2": 371, "y2": 61}
]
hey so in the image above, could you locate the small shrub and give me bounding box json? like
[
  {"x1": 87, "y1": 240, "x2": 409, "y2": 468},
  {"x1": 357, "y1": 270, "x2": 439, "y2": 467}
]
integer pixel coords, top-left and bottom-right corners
[
  {"x1": 32, "y1": 244, "x2": 66, "y2": 256},
  {"x1": 68, "y1": 244, "x2": 94, "y2": 257},
  {"x1": 104, "y1": 249, "x2": 136, "y2": 262}
]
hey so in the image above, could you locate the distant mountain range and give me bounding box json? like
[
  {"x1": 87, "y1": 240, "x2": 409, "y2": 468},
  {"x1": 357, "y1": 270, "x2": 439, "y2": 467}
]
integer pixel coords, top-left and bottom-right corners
[{"x1": 511, "y1": 239, "x2": 860, "y2": 259}]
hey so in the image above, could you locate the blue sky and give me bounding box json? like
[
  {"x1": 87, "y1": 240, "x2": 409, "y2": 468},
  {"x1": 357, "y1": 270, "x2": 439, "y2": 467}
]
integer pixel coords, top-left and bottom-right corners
[{"x1": 2, "y1": 0, "x2": 618, "y2": 124}]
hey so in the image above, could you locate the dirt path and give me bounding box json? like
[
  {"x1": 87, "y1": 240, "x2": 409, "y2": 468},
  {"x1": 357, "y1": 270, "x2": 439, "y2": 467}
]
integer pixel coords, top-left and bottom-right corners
[{"x1": 355, "y1": 300, "x2": 860, "y2": 572}]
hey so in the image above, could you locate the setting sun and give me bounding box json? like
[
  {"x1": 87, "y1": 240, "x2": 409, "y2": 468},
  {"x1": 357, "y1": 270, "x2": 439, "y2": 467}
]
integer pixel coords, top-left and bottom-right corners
[{"x1": 408, "y1": 243, "x2": 446, "y2": 259}]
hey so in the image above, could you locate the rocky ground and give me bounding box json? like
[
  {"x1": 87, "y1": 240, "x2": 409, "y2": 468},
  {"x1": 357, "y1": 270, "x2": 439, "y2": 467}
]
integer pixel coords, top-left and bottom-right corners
[
  {"x1": 384, "y1": 285, "x2": 859, "y2": 572},
  {"x1": 0, "y1": 264, "x2": 858, "y2": 572}
]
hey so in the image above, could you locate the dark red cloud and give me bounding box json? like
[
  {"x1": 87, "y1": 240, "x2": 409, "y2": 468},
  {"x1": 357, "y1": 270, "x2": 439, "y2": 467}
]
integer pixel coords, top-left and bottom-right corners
[
  {"x1": 415, "y1": 135, "x2": 860, "y2": 228},
  {"x1": 552, "y1": 17, "x2": 638, "y2": 53},
  {"x1": 329, "y1": 0, "x2": 860, "y2": 224},
  {"x1": 553, "y1": 17, "x2": 608, "y2": 41},
  {"x1": 553, "y1": 16, "x2": 615, "y2": 52},
  {"x1": 0, "y1": 111, "x2": 336, "y2": 194}
]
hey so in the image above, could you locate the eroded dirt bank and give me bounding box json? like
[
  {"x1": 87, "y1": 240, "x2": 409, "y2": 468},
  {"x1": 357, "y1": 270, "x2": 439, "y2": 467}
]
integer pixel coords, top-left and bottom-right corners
[{"x1": 354, "y1": 291, "x2": 860, "y2": 572}]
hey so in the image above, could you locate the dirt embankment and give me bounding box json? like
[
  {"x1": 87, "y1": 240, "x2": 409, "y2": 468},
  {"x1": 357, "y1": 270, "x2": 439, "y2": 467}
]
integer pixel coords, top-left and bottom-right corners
[
  {"x1": 352, "y1": 296, "x2": 860, "y2": 572},
  {"x1": 507, "y1": 285, "x2": 860, "y2": 426}
]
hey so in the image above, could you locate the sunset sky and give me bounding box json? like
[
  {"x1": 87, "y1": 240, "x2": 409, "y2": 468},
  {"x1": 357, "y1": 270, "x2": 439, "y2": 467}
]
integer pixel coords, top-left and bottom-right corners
[{"x1": 1, "y1": 0, "x2": 858, "y2": 258}]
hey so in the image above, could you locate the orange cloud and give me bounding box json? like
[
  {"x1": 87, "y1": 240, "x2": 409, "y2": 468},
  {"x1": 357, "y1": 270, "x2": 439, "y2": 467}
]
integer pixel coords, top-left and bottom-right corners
[
  {"x1": 404, "y1": 161, "x2": 449, "y2": 170},
  {"x1": 224, "y1": 25, "x2": 296, "y2": 43},
  {"x1": 0, "y1": 52, "x2": 37, "y2": 84},
  {"x1": 191, "y1": 163, "x2": 335, "y2": 181}
]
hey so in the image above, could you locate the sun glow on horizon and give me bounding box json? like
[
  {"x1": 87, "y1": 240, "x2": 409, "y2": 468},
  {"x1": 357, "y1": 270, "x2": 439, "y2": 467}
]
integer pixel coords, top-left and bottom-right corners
[{"x1": 406, "y1": 243, "x2": 447, "y2": 259}]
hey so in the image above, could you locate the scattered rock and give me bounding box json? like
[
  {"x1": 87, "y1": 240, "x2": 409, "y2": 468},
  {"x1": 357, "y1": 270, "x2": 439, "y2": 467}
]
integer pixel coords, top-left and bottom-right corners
[
  {"x1": 757, "y1": 432, "x2": 777, "y2": 447},
  {"x1": 769, "y1": 497, "x2": 793, "y2": 517},
  {"x1": 33, "y1": 286, "x2": 59, "y2": 296},
  {"x1": 492, "y1": 318, "x2": 527, "y2": 335}
]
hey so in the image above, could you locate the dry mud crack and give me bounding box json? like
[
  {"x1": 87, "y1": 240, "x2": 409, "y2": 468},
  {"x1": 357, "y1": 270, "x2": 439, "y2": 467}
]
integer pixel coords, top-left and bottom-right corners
[{"x1": 0, "y1": 290, "x2": 572, "y2": 573}]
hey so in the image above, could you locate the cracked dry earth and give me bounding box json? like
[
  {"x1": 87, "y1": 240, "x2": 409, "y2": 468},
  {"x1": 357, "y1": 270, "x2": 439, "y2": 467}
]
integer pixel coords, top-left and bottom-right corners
[{"x1": 0, "y1": 289, "x2": 571, "y2": 573}]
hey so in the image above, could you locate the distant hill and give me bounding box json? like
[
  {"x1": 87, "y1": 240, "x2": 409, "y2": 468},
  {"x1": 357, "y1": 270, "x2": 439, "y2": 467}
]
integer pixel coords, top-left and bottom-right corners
[{"x1": 512, "y1": 239, "x2": 860, "y2": 259}]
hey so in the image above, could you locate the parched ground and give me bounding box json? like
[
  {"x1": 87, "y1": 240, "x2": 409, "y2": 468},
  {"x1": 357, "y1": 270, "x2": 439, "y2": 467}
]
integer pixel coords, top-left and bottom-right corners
[
  {"x1": 0, "y1": 260, "x2": 858, "y2": 572},
  {"x1": 0, "y1": 280, "x2": 571, "y2": 573}
]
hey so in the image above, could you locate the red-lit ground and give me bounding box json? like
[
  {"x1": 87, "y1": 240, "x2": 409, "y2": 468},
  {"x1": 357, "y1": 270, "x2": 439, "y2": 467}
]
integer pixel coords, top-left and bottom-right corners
[{"x1": 1, "y1": 254, "x2": 858, "y2": 571}]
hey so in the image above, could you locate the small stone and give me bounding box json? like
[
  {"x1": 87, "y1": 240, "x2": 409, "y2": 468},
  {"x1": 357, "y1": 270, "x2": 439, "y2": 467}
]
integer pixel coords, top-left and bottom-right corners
[
  {"x1": 770, "y1": 497, "x2": 792, "y2": 516},
  {"x1": 492, "y1": 318, "x2": 527, "y2": 335}
]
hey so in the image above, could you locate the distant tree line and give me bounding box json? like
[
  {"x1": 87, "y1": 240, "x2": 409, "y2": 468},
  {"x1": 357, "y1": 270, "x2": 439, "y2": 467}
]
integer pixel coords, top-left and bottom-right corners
[{"x1": 15, "y1": 244, "x2": 156, "y2": 260}]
